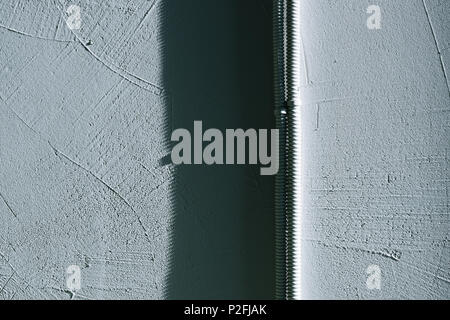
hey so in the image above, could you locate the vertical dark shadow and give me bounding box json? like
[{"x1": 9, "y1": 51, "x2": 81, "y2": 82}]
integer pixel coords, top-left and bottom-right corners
[{"x1": 162, "y1": 0, "x2": 275, "y2": 299}]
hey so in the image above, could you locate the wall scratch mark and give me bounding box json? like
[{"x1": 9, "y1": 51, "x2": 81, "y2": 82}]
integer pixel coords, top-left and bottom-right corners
[
  {"x1": 300, "y1": 33, "x2": 310, "y2": 85},
  {"x1": 0, "y1": 271, "x2": 16, "y2": 297},
  {"x1": 132, "y1": 0, "x2": 158, "y2": 37},
  {"x1": 0, "y1": 191, "x2": 18, "y2": 219},
  {"x1": 53, "y1": 0, "x2": 163, "y2": 96},
  {"x1": 307, "y1": 239, "x2": 403, "y2": 261},
  {"x1": 0, "y1": 23, "x2": 75, "y2": 43},
  {"x1": 422, "y1": 0, "x2": 450, "y2": 96},
  {"x1": 315, "y1": 104, "x2": 320, "y2": 131},
  {"x1": 48, "y1": 142, "x2": 152, "y2": 244}
]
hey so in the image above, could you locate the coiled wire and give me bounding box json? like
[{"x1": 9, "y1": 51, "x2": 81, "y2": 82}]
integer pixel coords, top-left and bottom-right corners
[{"x1": 273, "y1": 0, "x2": 300, "y2": 300}]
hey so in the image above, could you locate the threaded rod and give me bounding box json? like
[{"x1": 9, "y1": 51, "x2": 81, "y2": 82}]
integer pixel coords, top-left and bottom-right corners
[{"x1": 273, "y1": 0, "x2": 300, "y2": 300}]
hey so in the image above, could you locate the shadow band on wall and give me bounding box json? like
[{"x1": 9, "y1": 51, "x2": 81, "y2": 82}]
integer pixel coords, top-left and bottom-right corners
[{"x1": 162, "y1": 0, "x2": 275, "y2": 299}]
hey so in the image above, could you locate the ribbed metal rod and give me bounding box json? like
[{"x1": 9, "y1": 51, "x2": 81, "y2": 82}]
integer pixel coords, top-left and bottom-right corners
[{"x1": 273, "y1": 0, "x2": 300, "y2": 300}]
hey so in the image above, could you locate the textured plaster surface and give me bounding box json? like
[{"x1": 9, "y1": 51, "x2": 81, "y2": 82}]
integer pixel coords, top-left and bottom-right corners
[
  {"x1": 0, "y1": 0, "x2": 275, "y2": 299},
  {"x1": 0, "y1": 0, "x2": 448, "y2": 300},
  {"x1": 299, "y1": 0, "x2": 449, "y2": 299},
  {"x1": 0, "y1": 0, "x2": 171, "y2": 299}
]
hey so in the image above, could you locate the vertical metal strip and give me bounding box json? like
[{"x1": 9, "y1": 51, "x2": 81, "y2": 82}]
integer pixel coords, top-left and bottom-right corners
[{"x1": 274, "y1": 0, "x2": 300, "y2": 300}]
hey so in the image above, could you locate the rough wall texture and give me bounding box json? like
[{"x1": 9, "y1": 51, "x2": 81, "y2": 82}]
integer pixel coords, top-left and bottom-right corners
[
  {"x1": 0, "y1": 0, "x2": 275, "y2": 299},
  {"x1": 0, "y1": 0, "x2": 448, "y2": 300},
  {"x1": 299, "y1": 0, "x2": 449, "y2": 299},
  {"x1": 0, "y1": 0, "x2": 171, "y2": 299}
]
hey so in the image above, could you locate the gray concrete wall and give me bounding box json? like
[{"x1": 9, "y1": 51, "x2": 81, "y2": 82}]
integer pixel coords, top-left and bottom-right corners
[
  {"x1": 0, "y1": 0, "x2": 448, "y2": 300},
  {"x1": 299, "y1": 0, "x2": 449, "y2": 299},
  {"x1": 0, "y1": 0, "x2": 275, "y2": 299},
  {"x1": 0, "y1": 0, "x2": 172, "y2": 299}
]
